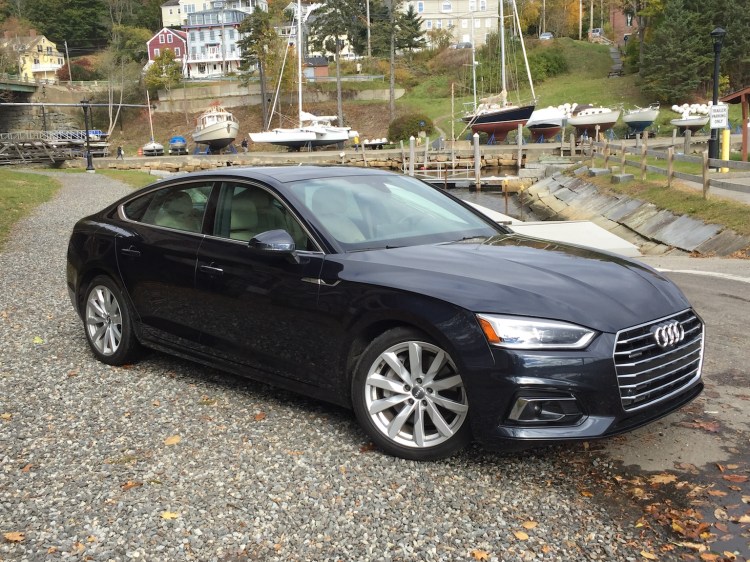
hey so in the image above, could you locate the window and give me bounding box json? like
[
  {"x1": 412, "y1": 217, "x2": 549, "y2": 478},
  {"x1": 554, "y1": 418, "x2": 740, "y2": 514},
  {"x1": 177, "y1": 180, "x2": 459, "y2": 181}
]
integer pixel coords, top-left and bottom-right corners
[
  {"x1": 417, "y1": 1, "x2": 424, "y2": 12},
  {"x1": 199, "y1": 31, "x2": 205, "y2": 41},
  {"x1": 186, "y1": 4, "x2": 195, "y2": 13},
  {"x1": 469, "y1": 0, "x2": 476, "y2": 10},
  {"x1": 228, "y1": 29, "x2": 234, "y2": 39},
  {"x1": 33, "y1": 58, "x2": 40, "y2": 65},
  {"x1": 154, "y1": 48, "x2": 160, "y2": 57},
  {"x1": 175, "y1": 47, "x2": 181, "y2": 57},
  {"x1": 216, "y1": 183, "x2": 311, "y2": 249},
  {"x1": 191, "y1": 31, "x2": 196, "y2": 42},
  {"x1": 461, "y1": 19, "x2": 468, "y2": 29},
  {"x1": 160, "y1": 35, "x2": 165, "y2": 44},
  {"x1": 169, "y1": 8, "x2": 173, "y2": 14},
  {"x1": 123, "y1": 183, "x2": 213, "y2": 234},
  {"x1": 441, "y1": 1, "x2": 452, "y2": 12},
  {"x1": 210, "y1": 30, "x2": 215, "y2": 40},
  {"x1": 167, "y1": 34, "x2": 173, "y2": 43},
  {"x1": 426, "y1": 20, "x2": 432, "y2": 29},
  {"x1": 480, "y1": 0, "x2": 486, "y2": 10},
  {"x1": 626, "y1": 13, "x2": 633, "y2": 26},
  {"x1": 436, "y1": 19, "x2": 442, "y2": 29},
  {"x1": 37, "y1": 45, "x2": 42, "y2": 52},
  {"x1": 46, "y1": 46, "x2": 52, "y2": 54}
]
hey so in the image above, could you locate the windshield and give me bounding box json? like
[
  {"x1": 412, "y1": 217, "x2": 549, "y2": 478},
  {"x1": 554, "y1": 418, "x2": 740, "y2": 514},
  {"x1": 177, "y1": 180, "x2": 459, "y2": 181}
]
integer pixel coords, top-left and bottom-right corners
[{"x1": 286, "y1": 173, "x2": 501, "y2": 251}]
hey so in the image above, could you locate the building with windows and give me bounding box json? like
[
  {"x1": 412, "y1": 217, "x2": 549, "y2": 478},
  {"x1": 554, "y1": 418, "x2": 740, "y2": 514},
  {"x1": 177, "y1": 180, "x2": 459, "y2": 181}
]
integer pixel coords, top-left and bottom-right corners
[
  {"x1": 161, "y1": 0, "x2": 183, "y2": 27},
  {"x1": 408, "y1": 0, "x2": 498, "y2": 48},
  {"x1": 161, "y1": 0, "x2": 267, "y2": 28},
  {"x1": 147, "y1": 28, "x2": 188, "y2": 66},
  {"x1": 1, "y1": 30, "x2": 64, "y2": 83},
  {"x1": 183, "y1": 2, "x2": 249, "y2": 78}
]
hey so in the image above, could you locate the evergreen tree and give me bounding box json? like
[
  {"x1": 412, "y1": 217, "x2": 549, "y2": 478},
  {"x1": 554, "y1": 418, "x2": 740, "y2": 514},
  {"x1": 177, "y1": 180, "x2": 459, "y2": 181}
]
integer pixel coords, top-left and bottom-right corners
[
  {"x1": 23, "y1": 0, "x2": 107, "y2": 47},
  {"x1": 639, "y1": 0, "x2": 707, "y2": 103},
  {"x1": 395, "y1": 4, "x2": 424, "y2": 53}
]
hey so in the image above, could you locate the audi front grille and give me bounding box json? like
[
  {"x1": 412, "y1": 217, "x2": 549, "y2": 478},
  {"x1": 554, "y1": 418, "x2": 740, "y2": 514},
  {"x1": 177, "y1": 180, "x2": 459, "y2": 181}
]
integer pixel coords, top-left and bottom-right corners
[{"x1": 613, "y1": 309, "x2": 704, "y2": 412}]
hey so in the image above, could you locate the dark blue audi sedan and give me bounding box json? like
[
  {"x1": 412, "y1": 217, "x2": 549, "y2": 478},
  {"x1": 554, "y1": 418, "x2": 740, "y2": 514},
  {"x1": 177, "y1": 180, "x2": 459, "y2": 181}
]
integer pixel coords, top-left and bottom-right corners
[{"x1": 66, "y1": 166, "x2": 704, "y2": 460}]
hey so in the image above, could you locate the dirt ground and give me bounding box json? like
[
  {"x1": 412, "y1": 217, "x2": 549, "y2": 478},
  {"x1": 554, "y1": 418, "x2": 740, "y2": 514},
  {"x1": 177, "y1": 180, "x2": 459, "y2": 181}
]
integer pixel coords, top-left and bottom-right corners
[{"x1": 103, "y1": 101, "x2": 394, "y2": 155}]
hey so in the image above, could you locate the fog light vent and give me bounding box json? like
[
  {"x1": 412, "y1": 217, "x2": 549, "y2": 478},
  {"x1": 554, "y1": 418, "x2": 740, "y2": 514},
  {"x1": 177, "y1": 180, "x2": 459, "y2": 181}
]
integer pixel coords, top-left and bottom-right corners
[{"x1": 507, "y1": 395, "x2": 582, "y2": 425}]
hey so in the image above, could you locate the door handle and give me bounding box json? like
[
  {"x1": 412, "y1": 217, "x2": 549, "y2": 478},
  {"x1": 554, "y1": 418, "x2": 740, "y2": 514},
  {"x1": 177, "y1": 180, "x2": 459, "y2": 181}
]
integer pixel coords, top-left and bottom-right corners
[
  {"x1": 120, "y1": 246, "x2": 141, "y2": 257},
  {"x1": 199, "y1": 264, "x2": 224, "y2": 276}
]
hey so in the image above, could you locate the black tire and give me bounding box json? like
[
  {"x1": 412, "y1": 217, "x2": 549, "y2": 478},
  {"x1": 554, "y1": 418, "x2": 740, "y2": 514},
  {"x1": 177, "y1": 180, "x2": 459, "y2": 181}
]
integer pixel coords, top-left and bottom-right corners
[
  {"x1": 352, "y1": 327, "x2": 472, "y2": 461},
  {"x1": 82, "y1": 275, "x2": 141, "y2": 366}
]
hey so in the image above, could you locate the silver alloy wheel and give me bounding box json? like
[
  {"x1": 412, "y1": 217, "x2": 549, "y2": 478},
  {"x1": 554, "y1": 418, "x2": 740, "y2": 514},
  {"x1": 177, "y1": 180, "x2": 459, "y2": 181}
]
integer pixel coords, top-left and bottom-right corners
[
  {"x1": 364, "y1": 340, "x2": 469, "y2": 449},
  {"x1": 85, "y1": 285, "x2": 123, "y2": 356}
]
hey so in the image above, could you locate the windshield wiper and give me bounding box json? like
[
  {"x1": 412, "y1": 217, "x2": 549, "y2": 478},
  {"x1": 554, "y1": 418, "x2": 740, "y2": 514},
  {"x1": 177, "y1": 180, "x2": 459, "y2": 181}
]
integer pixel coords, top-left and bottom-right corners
[{"x1": 446, "y1": 236, "x2": 489, "y2": 244}]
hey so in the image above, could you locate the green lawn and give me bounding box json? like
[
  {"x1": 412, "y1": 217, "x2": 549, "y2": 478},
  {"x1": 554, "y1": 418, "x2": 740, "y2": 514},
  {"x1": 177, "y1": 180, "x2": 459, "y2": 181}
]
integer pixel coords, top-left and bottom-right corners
[{"x1": 0, "y1": 169, "x2": 60, "y2": 250}]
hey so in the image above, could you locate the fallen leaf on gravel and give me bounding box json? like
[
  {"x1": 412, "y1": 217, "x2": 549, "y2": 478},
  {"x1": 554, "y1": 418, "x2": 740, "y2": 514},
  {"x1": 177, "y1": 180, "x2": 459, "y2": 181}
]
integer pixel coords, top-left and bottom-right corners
[
  {"x1": 32, "y1": 336, "x2": 44, "y2": 344},
  {"x1": 708, "y1": 490, "x2": 727, "y2": 497},
  {"x1": 164, "y1": 435, "x2": 181, "y2": 446},
  {"x1": 121, "y1": 481, "x2": 143, "y2": 491},
  {"x1": 733, "y1": 514, "x2": 750, "y2": 523},
  {"x1": 152, "y1": 400, "x2": 160, "y2": 407},
  {"x1": 716, "y1": 464, "x2": 726, "y2": 473},
  {"x1": 359, "y1": 442, "x2": 377, "y2": 453},
  {"x1": 640, "y1": 550, "x2": 658, "y2": 560},
  {"x1": 742, "y1": 495, "x2": 750, "y2": 504},
  {"x1": 47, "y1": 546, "x2": 57, "y2": 553},
  {"x1": 514, "y1": 531, "x2": 529, "y2": 540},
  {"x1": 699, "y1": 554, "x2": 719, "y2": 561},
  {"x1": 714, "y1": 508, "x2": 729, "y2": 520},
  {"x1": 723, "y1": 552, "x2": 737, "y2": 560},
  {"x1": 722, "y1": 474, "x2": 748, "y2": 483},
  {"x1": 3, "y1": 532, "x2": 25, "y2": 542},
  {"x1": 714, "y1": 523, "x2": 729, "y2": 533},
  {"x1": 580, "y1": 490, "x2": 594, "y2": 497},
  {"x1": 161, "y1": 511, "x2": 179, "y2": 520},
  {"x1": 254, "y1": 412, "x2": 266, "y2": 421},
  {"x1": 72, "y1": 541, "x2": 84, "y2": 553},
  {"x1": 676, "y1": 541, "x2": 707, "y2": 552},
  {"x1": 1, "y1": 412, "x2": 12, "y2": 420},
  {"x1": 522, "y1": 521, "x2": 538, "y2": 530},
  {"x1": 726, "y1": 464, "x2": 739, "y2": 470},
  {"x1": 20, "y1": 464, "x2": 32, "y2": 473},
  {"x1": 469, "y1": 548, "x2": 489, "y2": 560},
  {"x1": 650, "y1": 474, "x2": 677, "y2": 485}
]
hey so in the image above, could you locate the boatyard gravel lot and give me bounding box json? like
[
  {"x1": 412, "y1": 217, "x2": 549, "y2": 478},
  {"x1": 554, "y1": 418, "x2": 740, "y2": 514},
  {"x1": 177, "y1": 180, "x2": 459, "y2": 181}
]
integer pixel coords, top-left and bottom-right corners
[{"x1": 1, "y1": 172, "x2": 678, "y2": 561}]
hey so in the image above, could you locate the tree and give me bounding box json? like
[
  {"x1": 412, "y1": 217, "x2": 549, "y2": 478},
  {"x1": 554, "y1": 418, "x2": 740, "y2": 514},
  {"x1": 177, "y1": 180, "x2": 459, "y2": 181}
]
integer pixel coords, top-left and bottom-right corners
[
  {"x1": 309, "y1": 0, "x2": 360, "y2": 125},
  {"x1": 395, "y1": 4, "x2": 424, "y2": 53},
  {"x1": 23, "y1": 0, "x2": 107, "y2": 46},
  {"x1": 238, "y1": 8, "x2": 281, "y2": 129},
  {"x1": 426, "y1": 28, "x2": 453, "y2": 51},
  {"x1": 144, "y1": 49, "x2": 183, "y2": 94},
  {"x1": 639, "y1": 0, "x2": 706, "y2": 103},
  {"x1": 111, "y1": 25, "x2": 152, "y2": 63}
]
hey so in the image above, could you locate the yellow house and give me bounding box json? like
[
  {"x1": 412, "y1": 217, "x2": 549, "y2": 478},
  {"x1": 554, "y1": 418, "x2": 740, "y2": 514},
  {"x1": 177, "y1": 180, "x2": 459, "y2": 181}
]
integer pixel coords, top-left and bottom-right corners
[{"x1": 1, "y1": 29, "x2": 64, "y2": 83}]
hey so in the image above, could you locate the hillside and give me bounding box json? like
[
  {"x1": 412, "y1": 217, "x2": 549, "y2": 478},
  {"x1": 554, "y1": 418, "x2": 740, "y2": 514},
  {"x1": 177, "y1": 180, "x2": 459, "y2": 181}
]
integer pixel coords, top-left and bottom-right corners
[{"x1": 106, "y1": 39, "x2": 730, "y2": 155}]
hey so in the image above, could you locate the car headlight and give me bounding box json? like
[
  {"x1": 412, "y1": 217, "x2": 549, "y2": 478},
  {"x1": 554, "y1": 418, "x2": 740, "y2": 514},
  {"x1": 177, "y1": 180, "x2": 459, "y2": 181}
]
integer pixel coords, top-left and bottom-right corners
[{"x1": 477, "y1": 314, "x2": 597, "y2": 350}]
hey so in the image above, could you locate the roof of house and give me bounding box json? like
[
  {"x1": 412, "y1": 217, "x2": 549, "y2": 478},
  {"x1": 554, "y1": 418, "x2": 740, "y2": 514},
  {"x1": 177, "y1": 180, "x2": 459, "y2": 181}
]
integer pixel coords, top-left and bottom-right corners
[
  {"x1": 304, "y1": 56, "x2": 328, "y2": 67},
  {"x1": 161, "y1": 0, "x2": 180, "y2": 6}
]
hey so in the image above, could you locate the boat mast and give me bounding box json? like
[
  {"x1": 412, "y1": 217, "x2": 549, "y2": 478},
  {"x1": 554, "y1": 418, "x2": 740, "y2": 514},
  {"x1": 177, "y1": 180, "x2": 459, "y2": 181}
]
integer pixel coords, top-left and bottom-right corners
[
  {"x1": 511, "y1": 0, "x2": 535, "y2": 102},
  {"x1": 500, "y1": 0, "x2": 507, "y2": 106},
  {"x1": 297, "y1": 0, "x2": 303, "y2": 128},
  {"x1": 146, "y1": 90, "x2": 155, "y2": 142}
]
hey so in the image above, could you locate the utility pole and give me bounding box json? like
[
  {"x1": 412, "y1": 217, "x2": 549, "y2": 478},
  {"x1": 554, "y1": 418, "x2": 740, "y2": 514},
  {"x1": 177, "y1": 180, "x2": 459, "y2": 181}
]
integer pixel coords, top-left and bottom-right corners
[
  {"x1": 64, "y1": 40, "x2": 71, "y2": 84},
  {"x1": 366, "y1": 0, "x2": 371, "y2": 58}
]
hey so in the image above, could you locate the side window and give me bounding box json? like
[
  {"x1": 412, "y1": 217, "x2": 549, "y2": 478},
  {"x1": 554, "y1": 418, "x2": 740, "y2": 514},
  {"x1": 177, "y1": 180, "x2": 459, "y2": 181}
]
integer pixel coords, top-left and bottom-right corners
[
  {"x1": 125, "y1": 183, "x2": 213, "y2": 233},
  {"x1": 216, "y1": 183, "x2": 312, "y2": 250}
]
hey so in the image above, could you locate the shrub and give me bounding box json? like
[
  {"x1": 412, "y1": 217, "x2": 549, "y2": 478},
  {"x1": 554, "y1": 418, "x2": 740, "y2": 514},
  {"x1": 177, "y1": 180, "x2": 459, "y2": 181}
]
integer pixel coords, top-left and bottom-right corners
[
  {"x1": 388, "y1": 113, "x2": 435, "y2": 141},
  {"x1": 527, "y1": 49, "x2": 568, "y2": 82}
]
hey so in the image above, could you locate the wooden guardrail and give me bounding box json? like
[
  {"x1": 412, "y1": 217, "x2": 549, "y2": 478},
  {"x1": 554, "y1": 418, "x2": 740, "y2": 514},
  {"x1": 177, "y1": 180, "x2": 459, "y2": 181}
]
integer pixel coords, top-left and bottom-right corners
[{"x1": 578, "y1": 132, "x2": 750, "y2": 199}]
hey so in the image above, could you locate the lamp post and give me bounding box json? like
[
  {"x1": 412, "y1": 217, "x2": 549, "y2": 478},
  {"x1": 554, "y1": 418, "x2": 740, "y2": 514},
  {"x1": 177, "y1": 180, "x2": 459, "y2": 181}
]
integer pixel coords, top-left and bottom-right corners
[
  {"x1": 80, "y1": 99, "x2": 94, "y2": 172},
  {"x1": 708, "y1": 27, "x2": 726, "y2": 167}
]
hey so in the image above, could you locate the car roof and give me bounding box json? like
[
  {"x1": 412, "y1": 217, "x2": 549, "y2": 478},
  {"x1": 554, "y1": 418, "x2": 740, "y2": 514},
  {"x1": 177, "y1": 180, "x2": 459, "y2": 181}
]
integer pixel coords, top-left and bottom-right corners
[{"x1": 171, "y1": 165, "x2": 396, "y2": 184}]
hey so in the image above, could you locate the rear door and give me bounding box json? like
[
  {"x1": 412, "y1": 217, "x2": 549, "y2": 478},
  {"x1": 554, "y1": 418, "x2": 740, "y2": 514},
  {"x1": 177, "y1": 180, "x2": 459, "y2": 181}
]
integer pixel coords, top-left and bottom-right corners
[{"x1": 115, "y1": 180, "x2": 214, "y2": 346}]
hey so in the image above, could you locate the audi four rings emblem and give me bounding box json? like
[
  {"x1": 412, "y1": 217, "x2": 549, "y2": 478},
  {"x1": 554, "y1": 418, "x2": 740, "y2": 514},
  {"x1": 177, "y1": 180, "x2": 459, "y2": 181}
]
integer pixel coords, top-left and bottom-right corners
[{"x1": 652, "y1": 321, "x2": 685, "y2": 348}]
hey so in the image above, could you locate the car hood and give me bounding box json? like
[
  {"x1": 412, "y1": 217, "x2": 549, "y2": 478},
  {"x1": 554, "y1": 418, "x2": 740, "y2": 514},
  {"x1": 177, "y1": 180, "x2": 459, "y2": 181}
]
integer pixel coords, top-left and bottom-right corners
[{"x1": 332, "y1": 234, "x2": 690, "y2": 333}]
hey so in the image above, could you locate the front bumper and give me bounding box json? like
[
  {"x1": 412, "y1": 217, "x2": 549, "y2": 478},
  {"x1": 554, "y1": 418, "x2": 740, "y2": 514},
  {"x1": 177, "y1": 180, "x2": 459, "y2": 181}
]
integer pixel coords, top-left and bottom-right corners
[{"x1": 466, "y1": 330, "x2": 704, "y2": 448}]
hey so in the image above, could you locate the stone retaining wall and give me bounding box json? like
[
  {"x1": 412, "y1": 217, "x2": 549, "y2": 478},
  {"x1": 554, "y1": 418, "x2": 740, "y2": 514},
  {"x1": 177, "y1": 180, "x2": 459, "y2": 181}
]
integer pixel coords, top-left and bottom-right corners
[{"x1": 518, "y1": 172, "x2": 750, "y2": 257}]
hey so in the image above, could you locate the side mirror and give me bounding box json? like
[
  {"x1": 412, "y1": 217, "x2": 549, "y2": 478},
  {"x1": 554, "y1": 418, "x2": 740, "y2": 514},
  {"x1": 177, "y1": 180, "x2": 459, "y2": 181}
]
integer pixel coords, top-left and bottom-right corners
[{"x1": 248, "y1": 229, "x2": 298, "y2": 261}]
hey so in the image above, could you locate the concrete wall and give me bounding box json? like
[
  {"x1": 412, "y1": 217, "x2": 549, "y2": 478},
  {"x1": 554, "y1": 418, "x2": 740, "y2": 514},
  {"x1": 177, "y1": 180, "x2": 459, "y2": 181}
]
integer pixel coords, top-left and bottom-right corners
[{"x1": 153, "y1": 82, "x2": 404, "y2": 113}]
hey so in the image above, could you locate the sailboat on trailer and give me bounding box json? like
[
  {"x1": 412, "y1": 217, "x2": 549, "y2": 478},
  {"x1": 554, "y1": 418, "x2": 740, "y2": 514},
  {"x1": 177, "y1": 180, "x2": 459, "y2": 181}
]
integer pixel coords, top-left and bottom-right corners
[
  {"x1": 462, "y1": 0, "x2": 535, "y2": 142},
  {"x1": 250, "y1": 0, "x2": 358, "y2": 150}
]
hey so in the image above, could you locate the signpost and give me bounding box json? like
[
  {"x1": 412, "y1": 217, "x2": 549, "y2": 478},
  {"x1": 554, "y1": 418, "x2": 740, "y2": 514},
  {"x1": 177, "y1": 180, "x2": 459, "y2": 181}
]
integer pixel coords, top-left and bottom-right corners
[{"x1": 710, "y1": 104, "x2": 728, "y2": 130}]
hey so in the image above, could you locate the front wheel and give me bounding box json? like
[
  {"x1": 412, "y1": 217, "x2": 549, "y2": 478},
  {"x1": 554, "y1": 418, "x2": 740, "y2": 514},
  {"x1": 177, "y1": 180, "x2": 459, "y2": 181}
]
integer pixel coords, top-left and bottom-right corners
[
  {"x1": 352, "y1": 328, "x2": 471, "y2": 461},
  {"x1": 83, "y1": 276, "x2": 140, "y2": 365}
]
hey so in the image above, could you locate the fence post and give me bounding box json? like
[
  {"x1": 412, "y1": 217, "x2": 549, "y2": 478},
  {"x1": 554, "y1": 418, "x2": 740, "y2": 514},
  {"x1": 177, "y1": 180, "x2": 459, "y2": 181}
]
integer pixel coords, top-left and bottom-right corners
[
  {"x1": 667, "y1": 146, "x2": 674, "y2": 188},
  {"x1": 604, "y1": 139, "x2": 610, "y2": 169},
  {"x1": 683, "y1": 129, "x2": 691, "y2": 155},
  {"x1": 400, "y1": 140, "x2": 405, "y2": 172},
  {"x1": 672, "y1": 128, "x2": 677, "y2": 148},
  {"x1": 620, "y1": 140, "x2": 626, "y2": 173},
  {"x1": 570, "y1": 133, "x2": 576, "y2": 157},
  {"x1": 517, "y1": 124, "x2": 523, "y2": 170},
  {"x1": 424, "y1": 135, "x2": 429, "y2": 168},
  {"x1": 595, "y1": 124, "x2": 601, "y2": 143},
  {"x1": 702, "y1": 151, "x2": 710, "y2": 199},
  {"x1": 640, "y1": 143, "x2": 647, "y2": 181},
  {"x1": 409, "y1": 136, "x2": 415, "y2": 176},
  {"x1": 473, "y1": 133, "x2": 481, "y2": 189},
  {"x1": 589, "y1": 137, "x2": 595, "y2": 167},
  {"x1": 361, "y1": 140, "x2": 368, "y2": 167}
]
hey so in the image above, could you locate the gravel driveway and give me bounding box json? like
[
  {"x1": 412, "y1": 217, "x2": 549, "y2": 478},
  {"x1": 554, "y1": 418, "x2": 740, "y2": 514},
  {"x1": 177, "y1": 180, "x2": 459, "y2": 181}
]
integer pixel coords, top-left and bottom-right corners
[{"x1": 1, "y1": 171, "x2": 665, "y2": 561}]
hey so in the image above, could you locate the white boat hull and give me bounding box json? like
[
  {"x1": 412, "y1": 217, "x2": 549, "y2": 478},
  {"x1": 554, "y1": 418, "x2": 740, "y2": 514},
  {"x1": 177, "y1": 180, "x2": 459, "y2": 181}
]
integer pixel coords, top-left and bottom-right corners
[
  {"x1": 193, "y1": 120, "x2": 240, "y2": 150},
  {"x1": 623, "y1": 108, "x2": 660, "y2": 132},
  {"x1": 250, "y1": 125, "x2": 357, "y2": 149},
  {"x1": 568, "y1": 110, "x2": 621, "y2": 136},
  {"x1": 670, "y1": 116, "x2": 709, "y2": 132}
]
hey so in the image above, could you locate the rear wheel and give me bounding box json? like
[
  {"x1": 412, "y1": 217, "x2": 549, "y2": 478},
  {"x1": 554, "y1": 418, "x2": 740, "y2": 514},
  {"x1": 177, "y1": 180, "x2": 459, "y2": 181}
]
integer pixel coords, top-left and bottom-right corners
[
  {"x1": 352, "y1": 328, "x2": 471, "y2": 460},
  {"x1": 83, "y1": 276, "x2": 140, "y2": 365}
]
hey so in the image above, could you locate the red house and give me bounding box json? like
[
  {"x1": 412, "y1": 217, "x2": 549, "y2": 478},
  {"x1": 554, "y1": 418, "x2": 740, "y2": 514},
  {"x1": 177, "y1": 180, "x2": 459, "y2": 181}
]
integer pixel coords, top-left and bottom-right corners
[{"x1": 147, "y1": 27, "x2": 188, "y2": 64}]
